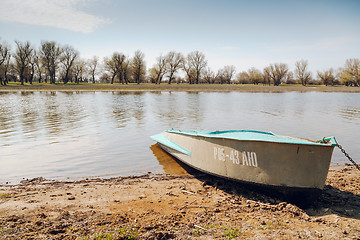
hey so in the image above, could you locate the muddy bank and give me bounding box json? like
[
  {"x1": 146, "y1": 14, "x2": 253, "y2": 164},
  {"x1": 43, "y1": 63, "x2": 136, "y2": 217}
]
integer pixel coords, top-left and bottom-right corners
[{"x1": 0, "y1": 165, "x2": 359, "y2": 239}]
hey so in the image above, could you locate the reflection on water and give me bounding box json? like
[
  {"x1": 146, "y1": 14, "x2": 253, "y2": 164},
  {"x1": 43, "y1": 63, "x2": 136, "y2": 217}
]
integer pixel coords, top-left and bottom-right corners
[
  {"x1": 0, "y1": 91, "x2": 359, "y2": 183},
  {"x1": 111, "y1": 92, "x2": 146, "y2": 128},
  {"x1": 150, "y1": 144, "x2": 190, "y2": 175}
]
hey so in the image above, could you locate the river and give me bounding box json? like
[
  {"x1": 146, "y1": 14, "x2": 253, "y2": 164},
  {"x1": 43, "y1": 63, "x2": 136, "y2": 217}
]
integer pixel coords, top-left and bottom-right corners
[{"x1": 0, "y1": 91, "x2": 359, "y2": 184}]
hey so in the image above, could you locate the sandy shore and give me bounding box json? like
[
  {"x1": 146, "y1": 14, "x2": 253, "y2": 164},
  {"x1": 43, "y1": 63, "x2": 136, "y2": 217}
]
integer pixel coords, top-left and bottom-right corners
[{"x1": 0, "y1": 165, "x2": 359, "y2": 239}]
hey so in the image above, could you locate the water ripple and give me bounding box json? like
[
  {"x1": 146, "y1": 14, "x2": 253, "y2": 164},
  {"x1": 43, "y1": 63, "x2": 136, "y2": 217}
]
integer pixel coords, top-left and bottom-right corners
[{"x1": 0, "y1": 91, "x2": 359, "y2": 184}]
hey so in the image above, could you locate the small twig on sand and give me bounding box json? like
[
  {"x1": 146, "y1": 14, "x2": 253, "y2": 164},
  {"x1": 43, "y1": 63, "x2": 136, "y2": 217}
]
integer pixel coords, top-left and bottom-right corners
[
  {"x1": 182, "y1": 190, "x2": 195, "y2": 195},
  {"x1": 184, "y1": 205, "x2": 212, "y2": 209},
  {"x1": 179, "y1": 200, "x2": 197, "y2": 210},
  {"x1": 194, "y1": 224, "x2": 206, "y2": 231}
]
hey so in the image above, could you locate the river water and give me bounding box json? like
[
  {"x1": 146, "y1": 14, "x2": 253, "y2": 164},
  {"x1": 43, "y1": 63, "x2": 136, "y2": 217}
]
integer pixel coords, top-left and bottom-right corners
[{"x1": 0, "y1": 91, "x2": 359, "y2": 184}]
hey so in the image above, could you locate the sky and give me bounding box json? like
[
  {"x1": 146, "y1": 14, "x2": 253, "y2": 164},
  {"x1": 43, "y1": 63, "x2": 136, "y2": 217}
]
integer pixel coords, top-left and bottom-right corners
[{"x1": 0, "y1": 0, "x2": 359, "y2": 75}]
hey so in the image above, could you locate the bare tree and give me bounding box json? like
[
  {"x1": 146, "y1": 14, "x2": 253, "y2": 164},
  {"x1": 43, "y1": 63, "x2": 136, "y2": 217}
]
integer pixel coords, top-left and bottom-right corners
[
  {"x1": 215, "y1": 66, "x2": 235, "y2": 84},
  {"x1": 340, "y1": 58, "x2": 360, "y2": 86},
  {"x1": 223, "y1": 65, "x2": 236, "y2": 84},
  {"x1": 73, "y1": 59, "x2": 86, "y2": 84},
  {"x1": 166, "y1": 51, "x2": 183, "y2": 84},
  {"x1": 0, "y1": 41, "x2": 10, "y2": 66},
  {"x1": 34, "y1": 52, "x2": 43, "y2": 83},
  {"x1": 148, "y1": 67, "x2": 158, "y2": 83},
  {"x1": 248, "y1": 67, "x2": 263, "y2": 85},
  {"x1": 317, "y1": 68, "x2": 336, "y2": 86},
  {"x1": 114, "y1": 53, "x2": 126, "y2": 84},
  {"x1": 152, "y1": 55, "x2": 167, "y2": 84},
  {"x1": 182, "y1": 58, "x2": 195, "y2": 84},
  {"x1": 122, "y1": 59, "x2": 130, "y2": 84},
  {"x1": 216, "y1": 68, "x2": 226, "y2": 84},
  {"x1": 60, "y1": 45, "x2": 79, "y2": 84},
  {"x1": 28, "y1": 50, "x2": 37, "y2": 84},
  {"x1": 14, "y1": 40, "x2": 33, "y2": 85},
  {"x1": 88, "y1": 56, "x2": 99, "y2": 84},
  {"x1": 104, "y1": 52, "x2": 127, "y2": 84},
  {"x1": 40, "y1": 41, "x2": 62, "y2": 84},
  {"x1": 0, "y1": 41, "x2": 11, "y2": 85},
  {"x1": 237, "y1": 71, "x2": 249, "y2": 84},
  {"x1": 104, "y1": 56, "x2": 117, "y2": 84},
  {"x1": 284, "y1": 71, "x2": 295, "y2": 84},
  {"x1": 295, "y1": 59, "x2": 312, "y2": 86},
  {"x1": 1, "y1": 52, "x2": 11, "y2": 85},
  {"x1": 99, "y1": 72, "x2": 110, "y2": 83},
  {"x1": 187, "y1": 51, "x2": 207, "y2": 84},
  {"x1": 262, "y1": 69, "x2": 271, "y2": 85},
  {"x1": 131, "y1": 50, "x2": 146, "y2": 84},
  {"x1": 203, "y1": 67, "x2": 215, "y2": 84},
  {"x1": 264, "y1": 63, "x2": 288, "y2": 86}
]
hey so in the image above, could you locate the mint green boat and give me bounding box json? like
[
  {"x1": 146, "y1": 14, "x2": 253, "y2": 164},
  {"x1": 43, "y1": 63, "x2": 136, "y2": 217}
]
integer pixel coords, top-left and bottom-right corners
[{"x1": 151, "y1": 129, "x2": 338, "y2": 192}]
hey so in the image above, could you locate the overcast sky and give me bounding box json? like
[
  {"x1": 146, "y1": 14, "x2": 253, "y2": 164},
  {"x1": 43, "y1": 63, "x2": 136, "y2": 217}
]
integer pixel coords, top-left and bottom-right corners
[{"x1": 0, "y1": 0, "x2": 359, "y2": 74}]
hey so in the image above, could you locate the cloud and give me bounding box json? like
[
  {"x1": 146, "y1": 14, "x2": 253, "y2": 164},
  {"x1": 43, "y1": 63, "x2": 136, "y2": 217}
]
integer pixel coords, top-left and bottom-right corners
[
  {"x1": 0, "y1": 0, "x2": 110, "y2": 33},
  {"x1": 271, "y1": 37, "x2": 355, "y2": 52}
]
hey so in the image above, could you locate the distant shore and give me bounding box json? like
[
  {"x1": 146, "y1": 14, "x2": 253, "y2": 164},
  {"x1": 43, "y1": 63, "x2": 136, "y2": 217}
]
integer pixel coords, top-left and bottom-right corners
[
  {"x1": 0, "y1": 165, "x2": 359, "y2": 239},
  {"x1": 1, "y1": 82, "x2": 360, "y2": 92}
]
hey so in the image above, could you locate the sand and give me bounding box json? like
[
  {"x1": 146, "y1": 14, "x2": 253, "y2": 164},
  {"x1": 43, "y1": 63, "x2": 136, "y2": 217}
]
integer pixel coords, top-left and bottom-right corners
[{"x1": 0, "y1": 164, "x2": 359, "y2": 239}]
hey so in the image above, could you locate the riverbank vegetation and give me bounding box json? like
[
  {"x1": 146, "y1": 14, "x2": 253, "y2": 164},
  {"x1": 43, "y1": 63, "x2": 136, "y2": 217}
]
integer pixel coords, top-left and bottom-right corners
[
  {"x1": 1, "y1": 39, "x2": 359, "y2": 88},
  {"x1": 1, "y1": 82, "x2": 360, "y2": 92}
]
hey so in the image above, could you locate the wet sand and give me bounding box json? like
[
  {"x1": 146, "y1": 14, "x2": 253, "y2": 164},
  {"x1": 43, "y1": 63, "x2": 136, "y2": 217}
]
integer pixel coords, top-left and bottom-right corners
[{"x1": 0, "y1": 162, "x2": 359, "y2": 239}]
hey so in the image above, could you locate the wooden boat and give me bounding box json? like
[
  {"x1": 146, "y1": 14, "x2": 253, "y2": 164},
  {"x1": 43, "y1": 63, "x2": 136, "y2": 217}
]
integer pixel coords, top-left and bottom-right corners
[{"x1": 151, "y1": 129, "x2": 338, "y2": 193}]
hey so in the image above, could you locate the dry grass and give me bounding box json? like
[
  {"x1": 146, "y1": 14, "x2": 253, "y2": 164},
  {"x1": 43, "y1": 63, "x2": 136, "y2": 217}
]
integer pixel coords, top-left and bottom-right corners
[{"x1": 1, "y1": 82, "x2": 360, "y2": 92}]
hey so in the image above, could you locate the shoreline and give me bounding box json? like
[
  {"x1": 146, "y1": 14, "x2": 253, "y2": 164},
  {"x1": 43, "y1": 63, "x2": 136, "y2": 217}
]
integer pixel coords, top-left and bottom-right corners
[
  {"x1": 1, "y1": 83, "x2": 360, "y2": 92},
  {"x1": 0, "y1": 164, "x2": 353, "y2": 187},
  {"x1": 1, "y1": 165, "x2": 359, "y2": 239}
]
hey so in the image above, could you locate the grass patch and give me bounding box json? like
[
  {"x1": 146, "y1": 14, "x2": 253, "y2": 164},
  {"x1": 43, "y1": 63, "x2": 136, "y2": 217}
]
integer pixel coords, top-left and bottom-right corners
[
  {"x1": 118, "y1": 226, "x2": 139, "y2": 240},
  {"x1": 223, "y1": 227, "x2": 241, "y2": 239},
  {"x1": 91, "y1": 232, "x2": 115, "y2": 240},
  {"x1": 80, "y1": 225, "x2": 139, "y2": 240},
  {"x1": 191, "y1": 229, "x2": 204, "y2": 237},
  {"x1": 220, "y1": 225, "x2": 242, "y2": 239},
  {"x1": 0, "y1": 193, "x2": 12, "y2": 199},
  {"x1": 205, "y1": 223, "x2": 216, "y2": 229},
  {"x1": 258, "y1": 221, "x2": 286, "y2": 230}
]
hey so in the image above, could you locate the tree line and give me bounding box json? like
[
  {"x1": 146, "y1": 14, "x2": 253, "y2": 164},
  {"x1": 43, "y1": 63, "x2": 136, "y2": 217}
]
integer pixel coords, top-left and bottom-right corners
[{"x1": 0, "y1": 39, "x2": 359, "y2": 86}]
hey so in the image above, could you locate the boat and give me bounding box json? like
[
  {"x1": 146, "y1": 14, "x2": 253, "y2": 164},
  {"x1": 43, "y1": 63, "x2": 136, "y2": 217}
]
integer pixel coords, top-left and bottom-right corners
[{"x1": 151, "y1": 129, "x2": 338, "y2": 194}]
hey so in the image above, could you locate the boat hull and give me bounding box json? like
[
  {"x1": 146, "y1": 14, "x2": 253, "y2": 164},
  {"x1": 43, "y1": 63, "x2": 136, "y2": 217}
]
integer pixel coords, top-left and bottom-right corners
[{"x1": 156, "y1": 131, "x2": 335, "y2": 190}]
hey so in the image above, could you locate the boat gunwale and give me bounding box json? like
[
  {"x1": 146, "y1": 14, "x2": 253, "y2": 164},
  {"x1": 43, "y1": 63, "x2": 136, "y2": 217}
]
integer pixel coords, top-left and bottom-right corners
[{"x1": 165, "y1": 129, "x2": 337, "y2": 147}]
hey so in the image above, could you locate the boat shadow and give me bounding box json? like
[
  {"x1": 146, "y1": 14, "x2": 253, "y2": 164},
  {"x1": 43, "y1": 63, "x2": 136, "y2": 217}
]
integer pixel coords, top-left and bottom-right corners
[
  {"x1": 306, "y1": 185, "x2": 360, "y2": 219},
  {"x1": 151, "y1": 144, "x2": 360, "y2": 220},
  {"x1": 196, "y1": 173, "x2": 360, "y2": 220}
]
